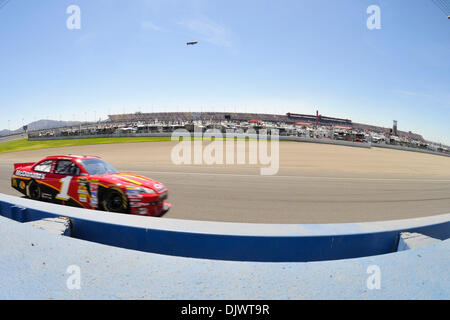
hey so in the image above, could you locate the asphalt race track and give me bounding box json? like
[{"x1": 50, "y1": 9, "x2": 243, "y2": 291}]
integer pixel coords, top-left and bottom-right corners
[{"x1": 0, "y1": 141, "x2": 449, "y2": 223}]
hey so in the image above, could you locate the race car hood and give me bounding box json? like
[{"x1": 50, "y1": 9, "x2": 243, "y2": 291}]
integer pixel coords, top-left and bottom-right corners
[{"x1": 102, "y1": 172, "x2": 167, "y2": 192}]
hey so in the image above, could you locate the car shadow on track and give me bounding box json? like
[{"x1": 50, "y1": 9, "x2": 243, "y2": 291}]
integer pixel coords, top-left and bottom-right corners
[{"x1": 21, "y1": 196, "x2": 169, "y2": 219}]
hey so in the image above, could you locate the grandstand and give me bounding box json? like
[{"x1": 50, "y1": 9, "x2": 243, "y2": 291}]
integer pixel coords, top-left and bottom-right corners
[
  {"x1": 352, "y1": 122, "x2": 424, "y2": 141},
  {"x1": 107, "y1": 111, "x2": 423, "y2": 140},
  {"x1": 109, "y1": 112, "x2": 288, "y2": 123},
  {"x1": 108, "y1": 111, "x2": 351, "y2": 126},
  {"x1": 286, "y1": 112, "x2": 352, "y2": 127},
  {"x1": 28, "y1": 111, "x2": 446, "y2": 153}
]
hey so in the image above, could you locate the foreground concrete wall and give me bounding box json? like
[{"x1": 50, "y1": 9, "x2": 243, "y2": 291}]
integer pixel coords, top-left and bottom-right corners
[
  {"x1": 0, "y1": 215, "x2": 448, "y2": 299},
  {"x1": 1, "y1": 194, "x2": 449, "y2": 262}
]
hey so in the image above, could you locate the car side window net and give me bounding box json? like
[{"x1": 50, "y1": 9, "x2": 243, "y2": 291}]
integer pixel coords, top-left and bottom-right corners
[
  {"x1": 34, "y1": 160, "x2": 53, "y2": 173},
  {"x1": 55, "y1": 160, "x2": 80, "y2": 175}
]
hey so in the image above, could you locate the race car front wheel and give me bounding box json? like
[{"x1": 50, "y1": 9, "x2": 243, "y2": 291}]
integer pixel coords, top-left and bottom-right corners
[
  {"x1": 102, "y1": 189, "x2": 128, "y2": 214},
  {"x1": 27, "y1": 180, "x2": 41, "y2": 200}
]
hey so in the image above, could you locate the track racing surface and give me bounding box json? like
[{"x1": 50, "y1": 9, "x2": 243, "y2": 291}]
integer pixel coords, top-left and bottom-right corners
[{"x1": 0, "y1": 141, "x2": 449, "y2": 223}]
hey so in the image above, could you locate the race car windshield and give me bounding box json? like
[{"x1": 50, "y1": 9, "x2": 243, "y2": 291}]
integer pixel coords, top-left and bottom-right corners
[{"x1": 80, "y1": 159, "x2": 118, "y2": 175}]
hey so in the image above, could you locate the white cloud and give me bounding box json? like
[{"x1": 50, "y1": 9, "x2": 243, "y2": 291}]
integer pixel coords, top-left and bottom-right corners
[
  {"x1": 179, "y1": 18, "x2": 232, "y2": 47},
  {"x1": 394, "y1": 90, "x2": 432, "y2": 98},
  {"x1": 141, "y1": 21, "x2": 162, "y2": 31}
]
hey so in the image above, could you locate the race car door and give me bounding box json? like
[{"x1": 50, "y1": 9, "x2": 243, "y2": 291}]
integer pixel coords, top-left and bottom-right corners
[{"x1": 52, "y1": 159, "x2": 86, "y2": 208}]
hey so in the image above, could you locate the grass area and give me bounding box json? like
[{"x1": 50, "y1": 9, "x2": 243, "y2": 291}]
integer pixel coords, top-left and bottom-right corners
[
  {"x1": 0, "y1": 136, "x2": 265, "y2": 154},
  {"x1": 0, "y1": 137, "x2": 172, "y2": 154}
]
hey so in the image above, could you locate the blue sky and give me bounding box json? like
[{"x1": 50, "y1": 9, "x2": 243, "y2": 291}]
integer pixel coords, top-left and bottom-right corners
[{"x1": 0, "y1": 0, "x2": 449, "y2": 143}]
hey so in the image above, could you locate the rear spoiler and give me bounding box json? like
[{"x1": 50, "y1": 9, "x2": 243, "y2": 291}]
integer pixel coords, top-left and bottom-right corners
[{"x1": 14, "y1": 162, "x2": 35, "y2": 170}]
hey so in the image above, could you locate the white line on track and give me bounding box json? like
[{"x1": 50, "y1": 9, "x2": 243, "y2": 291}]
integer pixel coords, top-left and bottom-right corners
[
  {"x1": 129, "y1": 170, "x2": 450, "y2": 183},
  {"x1": 1, "y1": 162, "x2": 448, "y2": 182}
]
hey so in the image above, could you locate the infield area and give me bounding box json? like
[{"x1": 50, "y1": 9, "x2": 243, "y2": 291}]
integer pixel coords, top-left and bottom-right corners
[{"x1": 0, "y1": 140, "x2": 449, "y2": 223}]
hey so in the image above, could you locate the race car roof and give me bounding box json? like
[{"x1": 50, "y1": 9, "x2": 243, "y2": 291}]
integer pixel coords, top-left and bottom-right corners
[{"x1": 44, "y1": 155, "x2": 101, "y2": 160}]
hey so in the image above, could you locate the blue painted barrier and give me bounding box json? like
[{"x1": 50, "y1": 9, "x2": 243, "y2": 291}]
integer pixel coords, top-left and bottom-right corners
[
  {"x1": 0, "y1": 193, "x2": 449, "y2": 262},
  {"x1": 1, "y1": 214, "x2": 448, "y2": 299}
]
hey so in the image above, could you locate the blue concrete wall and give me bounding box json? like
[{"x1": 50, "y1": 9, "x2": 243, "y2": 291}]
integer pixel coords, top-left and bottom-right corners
[
  {"x1": 1, "y1": 194, "x2": 449, "y2": 262},
  {"x1": 0, "y1": 215, "x2": 448, "y2": 299}
]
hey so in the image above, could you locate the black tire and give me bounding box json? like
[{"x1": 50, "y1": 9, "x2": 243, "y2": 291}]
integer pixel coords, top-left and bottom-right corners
[
  {"x1": 102, "y1": 189, "x2": 128, "y2": 213},
  {"x1": 27, "y1": 180, "x2": 41, "y2": 200}
]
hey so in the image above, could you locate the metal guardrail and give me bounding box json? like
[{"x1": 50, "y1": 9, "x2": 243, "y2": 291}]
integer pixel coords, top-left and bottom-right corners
[
  {"x1": 28, "y1": 132, "x2": 450, "y2": 156},
  {"x1": 28, "y1": 132, "x2": 373, "y2": 148},
  {"x1": 372, "y1": 143, "x2": 450, "y2": 157}
]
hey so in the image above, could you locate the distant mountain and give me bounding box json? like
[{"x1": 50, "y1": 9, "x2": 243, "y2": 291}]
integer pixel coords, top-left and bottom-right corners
[{"x1": 0, "y1": 119, "x2": 82, "y2": 137}]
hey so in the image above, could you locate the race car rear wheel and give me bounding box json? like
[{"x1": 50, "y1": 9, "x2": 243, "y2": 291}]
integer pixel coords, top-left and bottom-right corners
[
  {"x1": 27, "y1": 180, "x2": 41, "y2": 200},
  {"x1": 102, "y1": 189, "x2": 128, "y2": 214}
]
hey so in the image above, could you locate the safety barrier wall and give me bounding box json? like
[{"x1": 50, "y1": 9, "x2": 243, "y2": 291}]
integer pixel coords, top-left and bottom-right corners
[
  {"x1": 372, "y1": 143, "x2": 450, "y2": 157},
  {"x1": 28, "y1": 132, "x2": 371, "y2": 149},
  {"x1": 28, "y1": 133, "x2": 173, "y2": 140},
  {"x1": 279, "y1": 136, "x2": 371, "y2": 148},
  {"x1": 28, "y1": 133, "x2": 450, "y2": 156},
  {"x1": 1, "y1": 193, "x2": 449, "y2": 262}
]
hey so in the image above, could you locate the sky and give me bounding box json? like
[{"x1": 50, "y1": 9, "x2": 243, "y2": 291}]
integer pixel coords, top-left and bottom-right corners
[{"x1": 0, "y1": 0, "x2": 449, "y2": 144}]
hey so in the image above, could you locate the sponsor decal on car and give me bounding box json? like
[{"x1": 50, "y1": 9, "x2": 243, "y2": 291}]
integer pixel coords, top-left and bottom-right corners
[
  {"x1": 89, "y1": 183, "x2": 99, "y2": 207},
  {"x1": 90, "y1": 183, "x2": 98, "y2": 190},
  {"x1": 136, "y1": 208, "x2": 148, "y2": 215},
  {"x1": 125, "y1": 187, "x2": 144, "y2": 198},
  {"x1": 41, "y1": 193, "x2": 53, "y2": 200},
  {"x1": 153, "y1": 183, "x2": 162, "y2": 190},
  {"x1": 129, "y1": 201, "x2": 148, "y2": 208},
  {"x1": 15, "y1": 170, "x2": 45, "y2": 180},
  {"x1": 127, "y1": 194, "x2": 143, "y2": 199},
  {"x1": 126, "y1": 189, "x2": 140, "y2": 194}
]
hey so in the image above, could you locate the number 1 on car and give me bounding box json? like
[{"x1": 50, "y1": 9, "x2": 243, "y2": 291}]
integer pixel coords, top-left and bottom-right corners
[{"x1": 56, "y1": 176, "x2": 73, "y2": 200}]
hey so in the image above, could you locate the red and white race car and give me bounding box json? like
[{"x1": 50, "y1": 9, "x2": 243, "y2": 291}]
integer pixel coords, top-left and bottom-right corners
[{"x1": 11, "y1": 155, "x2": 170, "y2": 216}]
